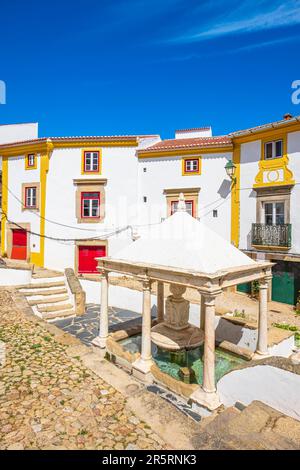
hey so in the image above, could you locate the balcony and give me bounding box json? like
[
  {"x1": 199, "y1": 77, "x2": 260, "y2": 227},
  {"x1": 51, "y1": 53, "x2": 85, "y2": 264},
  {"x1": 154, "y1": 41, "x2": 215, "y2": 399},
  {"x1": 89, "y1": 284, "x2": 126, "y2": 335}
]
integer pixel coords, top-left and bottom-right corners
[{"x1": 251, "y1": 223, "x2": 292, "y2": 248}]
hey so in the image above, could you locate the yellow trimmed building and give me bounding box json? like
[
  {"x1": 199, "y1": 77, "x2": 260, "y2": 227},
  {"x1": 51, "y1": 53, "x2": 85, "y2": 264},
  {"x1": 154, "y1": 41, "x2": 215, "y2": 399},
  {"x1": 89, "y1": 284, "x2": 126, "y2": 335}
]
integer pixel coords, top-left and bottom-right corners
[{"x1": 0, "y1": 115, "x2": 300, "y2": 305}]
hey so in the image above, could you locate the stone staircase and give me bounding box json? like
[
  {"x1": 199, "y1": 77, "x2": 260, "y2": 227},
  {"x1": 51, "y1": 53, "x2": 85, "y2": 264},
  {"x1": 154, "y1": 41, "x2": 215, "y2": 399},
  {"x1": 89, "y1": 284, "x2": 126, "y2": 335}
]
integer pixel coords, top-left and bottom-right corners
[
  {"x1": 192, "y1": 400, "x2": 300, "y2": 450},
  {"x1": 18, "y1": 270, "x2": 76, "y2": 322}
]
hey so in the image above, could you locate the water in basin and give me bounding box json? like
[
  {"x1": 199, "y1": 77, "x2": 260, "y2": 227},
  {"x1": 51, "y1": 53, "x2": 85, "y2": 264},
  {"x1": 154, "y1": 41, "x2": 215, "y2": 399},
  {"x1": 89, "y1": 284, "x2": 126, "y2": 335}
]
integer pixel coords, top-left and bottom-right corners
[{"x1": 120, "y1": 334, "x2": 246, "y2": 384}]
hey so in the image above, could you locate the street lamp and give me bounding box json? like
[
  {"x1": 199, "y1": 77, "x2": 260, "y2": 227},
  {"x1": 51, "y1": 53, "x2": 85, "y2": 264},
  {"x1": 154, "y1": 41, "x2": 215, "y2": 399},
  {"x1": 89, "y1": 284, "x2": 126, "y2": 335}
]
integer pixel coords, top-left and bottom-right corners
[{"x1": 225, "y1": 160, "x2": 236, "y2": 183}]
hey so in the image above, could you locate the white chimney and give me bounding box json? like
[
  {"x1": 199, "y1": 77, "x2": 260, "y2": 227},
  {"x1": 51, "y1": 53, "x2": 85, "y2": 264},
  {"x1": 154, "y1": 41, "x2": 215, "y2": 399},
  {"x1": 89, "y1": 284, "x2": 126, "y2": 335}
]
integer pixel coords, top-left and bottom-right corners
[{"x1": 175, "y1": 126, "x2": 212, "y2": 139}]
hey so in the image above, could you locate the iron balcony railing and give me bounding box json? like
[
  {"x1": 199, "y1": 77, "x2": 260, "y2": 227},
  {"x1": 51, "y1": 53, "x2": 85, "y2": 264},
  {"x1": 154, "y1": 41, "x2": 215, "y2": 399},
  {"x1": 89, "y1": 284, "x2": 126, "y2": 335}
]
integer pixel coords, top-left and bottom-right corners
[{"x1": 252, "y1": 223, "x2": 292, "y2": 248}]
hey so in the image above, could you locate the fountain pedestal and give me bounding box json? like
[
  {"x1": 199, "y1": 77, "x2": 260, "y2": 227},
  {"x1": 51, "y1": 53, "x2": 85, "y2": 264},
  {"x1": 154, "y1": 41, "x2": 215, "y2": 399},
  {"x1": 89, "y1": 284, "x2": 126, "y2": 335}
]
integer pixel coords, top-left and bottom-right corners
[{"x1": 151, "y1": 285, "x2": 204, "y2": 351}]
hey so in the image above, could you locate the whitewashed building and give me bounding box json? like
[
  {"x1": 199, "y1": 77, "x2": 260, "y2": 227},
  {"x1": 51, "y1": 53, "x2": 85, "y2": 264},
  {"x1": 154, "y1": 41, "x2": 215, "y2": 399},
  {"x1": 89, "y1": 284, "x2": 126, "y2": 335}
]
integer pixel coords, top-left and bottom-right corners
[
  {"x1": 229, "y1": 114, "x2": 300, "y2": 305},
  {"x1": 0, "y1": 114, "x2": 300, "y2": 305}
]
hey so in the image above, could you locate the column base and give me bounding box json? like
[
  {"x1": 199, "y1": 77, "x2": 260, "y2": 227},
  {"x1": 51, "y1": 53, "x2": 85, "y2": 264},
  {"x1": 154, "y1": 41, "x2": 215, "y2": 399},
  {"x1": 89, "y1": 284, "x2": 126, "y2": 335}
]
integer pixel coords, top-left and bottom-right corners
[
  {"x1": 132, "y1": 358, "x2": 154, "y2": 384},
  {"x1": 91, "y1": 336, "x2": 107, "y2": 349},
  {"x1": 189, "y1": 387, "x2": 221, "y2": 411},
  {"x1": 253, "y1": 350, "x2": 271, "y2": 360}
]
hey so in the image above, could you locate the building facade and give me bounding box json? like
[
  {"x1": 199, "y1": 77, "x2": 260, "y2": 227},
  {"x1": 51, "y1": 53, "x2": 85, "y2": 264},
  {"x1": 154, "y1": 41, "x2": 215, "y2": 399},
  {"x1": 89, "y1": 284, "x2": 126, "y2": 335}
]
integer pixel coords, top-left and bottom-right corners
[
  {"x1": 0, "y1": 115, "x2": 299, "y2": 305},
  {"x1": 230, "y1": 115, "x2": 300, "y2": 305}
]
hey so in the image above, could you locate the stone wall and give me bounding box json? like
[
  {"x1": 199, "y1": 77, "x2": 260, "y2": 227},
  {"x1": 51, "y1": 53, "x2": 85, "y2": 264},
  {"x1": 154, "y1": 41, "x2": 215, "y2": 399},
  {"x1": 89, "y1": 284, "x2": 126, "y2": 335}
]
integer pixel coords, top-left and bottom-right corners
[{"x1": 65, "y1": 268, "x2": 86, "y2": 316}]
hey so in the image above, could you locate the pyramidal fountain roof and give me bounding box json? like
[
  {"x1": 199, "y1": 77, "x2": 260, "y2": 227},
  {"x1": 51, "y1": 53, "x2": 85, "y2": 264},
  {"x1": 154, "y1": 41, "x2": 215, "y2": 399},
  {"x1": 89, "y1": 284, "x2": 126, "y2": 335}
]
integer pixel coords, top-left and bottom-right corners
[{"x1": 114, "y1": 195, "x2": 256, "y2": 275}]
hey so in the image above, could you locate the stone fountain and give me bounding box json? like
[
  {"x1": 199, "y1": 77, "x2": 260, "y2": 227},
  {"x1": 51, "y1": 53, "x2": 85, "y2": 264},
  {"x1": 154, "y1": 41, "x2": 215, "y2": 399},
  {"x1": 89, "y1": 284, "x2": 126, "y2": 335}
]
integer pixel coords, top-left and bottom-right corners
[{"x1": 151, "y1": 284, "x2": 204, "y2": 353}]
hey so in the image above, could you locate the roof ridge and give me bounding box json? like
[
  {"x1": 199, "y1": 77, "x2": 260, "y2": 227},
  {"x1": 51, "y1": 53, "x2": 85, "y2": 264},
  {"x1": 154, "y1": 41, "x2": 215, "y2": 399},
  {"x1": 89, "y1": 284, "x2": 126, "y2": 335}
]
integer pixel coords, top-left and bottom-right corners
[
  {"x1": 0, "y1": 134, "x2": 160, "y2": 148},
  {"x1": 175, "y1": 126, "x2": 211, "y2": 132}
]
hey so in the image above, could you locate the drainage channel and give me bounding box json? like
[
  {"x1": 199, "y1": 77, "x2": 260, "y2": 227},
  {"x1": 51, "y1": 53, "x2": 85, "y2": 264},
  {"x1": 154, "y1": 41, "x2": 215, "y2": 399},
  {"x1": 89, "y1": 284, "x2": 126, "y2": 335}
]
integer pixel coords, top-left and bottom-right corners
[{"x1": 146, "y1": 384, "x2": 210, "y2": 422}]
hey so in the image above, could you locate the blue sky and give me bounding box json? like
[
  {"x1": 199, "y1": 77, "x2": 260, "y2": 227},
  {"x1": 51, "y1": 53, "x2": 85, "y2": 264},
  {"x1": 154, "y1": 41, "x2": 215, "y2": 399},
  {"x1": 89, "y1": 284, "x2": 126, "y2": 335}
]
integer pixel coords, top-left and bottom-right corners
[{"x1": 1, "y1": 0, "x2": 300, "y2": 138}]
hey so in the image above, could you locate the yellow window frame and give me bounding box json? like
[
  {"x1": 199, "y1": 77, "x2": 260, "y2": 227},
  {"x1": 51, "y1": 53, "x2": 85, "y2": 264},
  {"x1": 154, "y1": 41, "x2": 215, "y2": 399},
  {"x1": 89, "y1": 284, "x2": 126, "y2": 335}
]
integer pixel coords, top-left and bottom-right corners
[
  {"x1": 25, "y1": 153, "x2": 37, "y2": 170},
  {"x1": 182, "y1": 156, "x2": 201, "y2": 176},
  {"x1": 81, "y1": 148, "x2": 102, "y2": 175}
]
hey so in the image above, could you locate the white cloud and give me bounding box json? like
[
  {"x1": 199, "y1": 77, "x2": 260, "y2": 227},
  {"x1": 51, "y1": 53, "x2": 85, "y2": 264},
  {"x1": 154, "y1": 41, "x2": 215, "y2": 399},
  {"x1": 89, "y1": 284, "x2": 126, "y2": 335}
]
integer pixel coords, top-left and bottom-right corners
[{"x1": 172, "y1": 0, "x2": 300, "y2": 43}]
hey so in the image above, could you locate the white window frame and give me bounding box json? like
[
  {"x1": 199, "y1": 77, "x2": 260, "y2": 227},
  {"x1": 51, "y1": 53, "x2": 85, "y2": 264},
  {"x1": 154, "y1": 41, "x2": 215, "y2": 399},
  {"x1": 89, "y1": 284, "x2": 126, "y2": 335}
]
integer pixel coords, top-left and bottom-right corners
[
  {"x1": 25, "y1": 187, "x2": 37, "y2": 208},
  {"x1": 185, "y1": 159, "x2": 199, "y2": 173},
  {"x1": 264, "y1": 140, "x2": 283, "y2": 160},
  {"x1": 263, "y1": 201, "x2": 285, "y2": 225},
  {"x1": 171, "y1": 200, "x2": 194, "y2": 217},
  {"x1": 81, "y1": 192, "x2": 100, "y2": 218},
  {"x1": 27, "y1": 154, "x2": 35, "y2": 167}
]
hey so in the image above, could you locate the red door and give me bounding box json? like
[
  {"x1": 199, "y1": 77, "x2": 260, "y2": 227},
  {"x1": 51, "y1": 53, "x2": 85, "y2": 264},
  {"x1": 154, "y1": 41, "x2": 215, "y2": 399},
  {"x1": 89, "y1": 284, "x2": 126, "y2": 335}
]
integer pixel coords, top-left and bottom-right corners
[
  {"x1": 78, "y1": 245, "x2": 106, "y2": 274},
  {"x1": 11, "y1": 229, "x2": 27, "y2": 260}
]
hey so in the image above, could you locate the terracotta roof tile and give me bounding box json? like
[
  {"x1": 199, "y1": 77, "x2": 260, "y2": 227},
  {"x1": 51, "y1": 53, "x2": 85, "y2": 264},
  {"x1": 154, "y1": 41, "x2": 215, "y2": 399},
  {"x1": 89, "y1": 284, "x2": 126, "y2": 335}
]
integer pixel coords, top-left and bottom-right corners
[
  {"x1": 229, "y1": 115, "x2": 300, "y2": 136},
  {"x1": 139, "y1": 136, "x2": 232, "y2": 153},
  {"x1": 0, "y1": 134, "x2": 159, "y2": 148}
]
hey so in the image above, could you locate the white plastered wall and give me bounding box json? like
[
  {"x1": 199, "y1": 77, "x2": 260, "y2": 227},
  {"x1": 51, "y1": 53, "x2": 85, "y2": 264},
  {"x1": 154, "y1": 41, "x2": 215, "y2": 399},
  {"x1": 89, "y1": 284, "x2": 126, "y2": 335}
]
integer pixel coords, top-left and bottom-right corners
[
  {"x1": 5, "y1": 154, "x2": 41, "y2": 254},
  {"x1": 0, "y1": 123, "x2": 38, "y2": 144},
  {"x1": 287, "y1": 130, "x2": 300, "y2": 254},
  {"x1": 239, "y1": 140, "x2": 260, "y2": 251},
  {"x1": 137, "y1": 152, "x2": 232, "y2": 240},
  {"x1": 44, "y1": 144, "x2": 142, "y2": 271},
  {"x1": 239, "y1": 132, "x2": 300, "y2": 255}
]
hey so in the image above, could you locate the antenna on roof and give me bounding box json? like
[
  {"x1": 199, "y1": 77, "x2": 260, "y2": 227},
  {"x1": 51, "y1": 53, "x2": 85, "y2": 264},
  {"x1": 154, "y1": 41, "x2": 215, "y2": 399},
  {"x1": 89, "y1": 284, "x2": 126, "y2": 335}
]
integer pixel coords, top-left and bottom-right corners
[{"x1": 177, "y1": 193, "x2": 187, "y2": 212}]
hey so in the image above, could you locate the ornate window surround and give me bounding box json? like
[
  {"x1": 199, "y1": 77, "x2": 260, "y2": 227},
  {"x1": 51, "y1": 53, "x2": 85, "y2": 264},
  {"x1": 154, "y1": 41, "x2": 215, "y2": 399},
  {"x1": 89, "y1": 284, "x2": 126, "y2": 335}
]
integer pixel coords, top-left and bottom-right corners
[
  {"x1": 73, "y1": 178, "x2": 107, "y2": 224},
  {"x1": 163, "y1": 187, "x2": 200, "y2": 218},
  {"x1": 254, "y1": 186, "x2": 292, "y2": 225}
]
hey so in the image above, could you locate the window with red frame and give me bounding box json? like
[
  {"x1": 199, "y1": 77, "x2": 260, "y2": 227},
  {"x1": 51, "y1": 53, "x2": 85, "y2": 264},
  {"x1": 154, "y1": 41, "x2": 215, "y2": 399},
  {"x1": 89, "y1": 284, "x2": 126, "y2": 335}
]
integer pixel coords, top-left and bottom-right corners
[
  {"x1": 184, "y1": 159, "x2": 199, "y2": 173},
  {"x1": 25, "y1": 187, "x2": 37, "y2": 208},
  {"x1": 171, "y1": 200, "x2": 194, "y2": 217},
  {"x1": 81, "y1": 192, "x2": 100, "y2": 218},
  {"x1": 84, "y1": 151, "x2": 99, "y2": 172},
  {"x1": 27, "y1": 154, "x2": 36, "y2": 167}
]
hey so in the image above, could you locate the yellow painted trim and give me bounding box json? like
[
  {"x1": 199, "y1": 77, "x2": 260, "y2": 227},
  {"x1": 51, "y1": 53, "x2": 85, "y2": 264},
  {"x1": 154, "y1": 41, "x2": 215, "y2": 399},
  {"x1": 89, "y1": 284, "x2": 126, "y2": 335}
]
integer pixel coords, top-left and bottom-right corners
[
  {"x1": 1, "y1": 157, "x2": 8, "y2": 256},
  {"x1": 253, "y1": 135, "x2": 295, "y2": 189},
  {"x1": 30, "y1": 141, "x2": 53, "y2": 267},
  {"x1": 138, "y1": 146, "x2": 233, "y2": 158},
  {"x1": 0, "y1": 142, "x2": 49, "y2": 157},
  {"x1": 181, "y1": 157, "x2": 201, "y2": 176},
  {"x1": 30, "y1": 252, "x2": 42, "y2": 264},
  {"x1": 25, "y1": 153, "x2": 37, "y2": 170},
  {"x1": 232, "y1": 121, "x2": 300, "y2": 144},
  {"x1": 55, "y1": 140, "x2": 138, "y2": 149},
  {"x1": 231, "y1": 146, "x2": 240, "y2": 248},
  {"x1": 0, "y1": 139, "x2": 138, "y2": 157},
  {"x1": 81, "y1": 148, "x2": 102, "y2": 175}
]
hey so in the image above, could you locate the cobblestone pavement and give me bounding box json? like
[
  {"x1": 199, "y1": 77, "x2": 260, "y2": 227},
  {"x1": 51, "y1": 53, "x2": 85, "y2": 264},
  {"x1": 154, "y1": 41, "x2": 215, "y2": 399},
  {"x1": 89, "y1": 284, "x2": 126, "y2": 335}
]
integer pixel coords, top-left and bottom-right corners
[
  {"x1": 54, "y1": 304, "x2": 141, "y2": 346},
  {"x1": 0, "y1": 289, "x2": 166, "y2": 450}
]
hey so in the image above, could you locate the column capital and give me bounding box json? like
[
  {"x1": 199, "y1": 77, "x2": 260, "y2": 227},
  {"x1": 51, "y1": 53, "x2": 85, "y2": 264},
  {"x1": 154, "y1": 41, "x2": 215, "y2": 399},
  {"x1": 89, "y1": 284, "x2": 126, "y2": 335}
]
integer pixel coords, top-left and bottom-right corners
[
  {"x1": 201, "y1": 291, "x2": 221, "y2": 306},
  {"x1": 98, "y1": 268, "x2": 109, "y2": 278},
  {"x1": 259, "y1": 279, "x2": 269, "y2": 289},
  {"x1": 137, "y1": 277, "x2": 152, "y2": 291}
]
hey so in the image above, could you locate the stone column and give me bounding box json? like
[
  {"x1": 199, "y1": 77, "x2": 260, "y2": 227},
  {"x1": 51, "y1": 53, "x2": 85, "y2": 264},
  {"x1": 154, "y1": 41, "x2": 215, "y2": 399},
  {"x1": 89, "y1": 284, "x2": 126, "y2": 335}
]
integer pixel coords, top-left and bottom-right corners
[
  {"x1": 157, "y1": 281, "x2": 164, "y2": 323},
  {"x1": 256, "y1": 279, "x2": 269, "y2": 356},
  {"x1": 200, "y1": 294, "x2": 205, "y2": 331},
  {"x1": 203, "y1": 294, "x2": 217, "y2": 393},
  {"x1": 132, "y1": 280, "x2": 153, "y2": 382},
  {"x1": 190, "y1": 292, "x2": 220, "y2": 410},
  {"x1": 92, "y1": 271, "x2": 109, "y2": 349}
]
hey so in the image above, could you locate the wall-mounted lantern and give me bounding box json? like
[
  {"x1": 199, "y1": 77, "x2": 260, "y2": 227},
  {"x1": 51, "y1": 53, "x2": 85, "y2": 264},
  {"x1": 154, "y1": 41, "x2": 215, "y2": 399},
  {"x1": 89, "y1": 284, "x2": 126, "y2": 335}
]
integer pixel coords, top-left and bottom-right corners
[{"x1": 225, "y1": 160, "x2": 237, "y2": 183}]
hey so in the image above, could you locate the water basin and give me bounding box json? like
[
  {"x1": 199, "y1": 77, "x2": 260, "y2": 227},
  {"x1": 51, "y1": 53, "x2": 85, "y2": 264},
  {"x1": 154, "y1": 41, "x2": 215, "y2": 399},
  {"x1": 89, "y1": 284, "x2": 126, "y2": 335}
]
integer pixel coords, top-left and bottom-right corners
[{"x1": 120, "y1": 334, "x2": 246, "y2": 384}]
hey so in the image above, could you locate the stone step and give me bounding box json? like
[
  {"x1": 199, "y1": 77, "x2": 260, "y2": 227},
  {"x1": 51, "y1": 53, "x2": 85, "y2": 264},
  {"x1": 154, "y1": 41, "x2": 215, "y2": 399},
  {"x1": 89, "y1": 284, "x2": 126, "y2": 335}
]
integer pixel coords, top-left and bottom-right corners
[
  {"x1": 27, "y1": 295, "x2": 69, "y2": 306},
  {"x1": 37, "y1": 303, "x2": 73, "y2": 314},
  {"x1": 196, "y1": 401, "x2": 300, "y2": 450},
  {"x1": 43, "y1": 310, "x2": 76, "y2": 321},
  {"x1": 19, "y1": 281, "x2": 65, "y2": 290},
  {"x1": 31, "y1": 276, "x2": 65, "y2": 284},
  {"x1": 32, "y1": 269, "x2": 64, "y2": 279},
  {"x1": 202, "y1": 406, "x2": 241, "y2": 435},
  {"x1": 23, "y1": 288, "x2": 68, "y2": 297}
]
